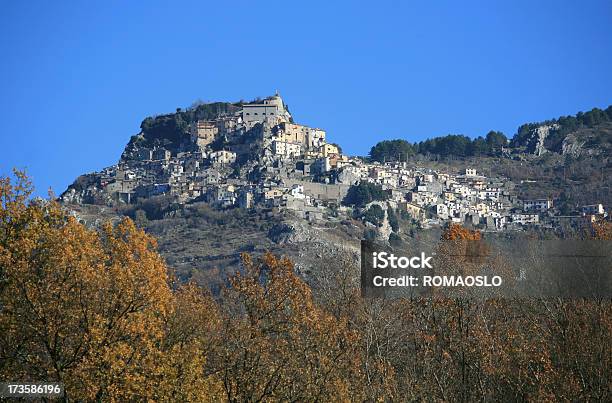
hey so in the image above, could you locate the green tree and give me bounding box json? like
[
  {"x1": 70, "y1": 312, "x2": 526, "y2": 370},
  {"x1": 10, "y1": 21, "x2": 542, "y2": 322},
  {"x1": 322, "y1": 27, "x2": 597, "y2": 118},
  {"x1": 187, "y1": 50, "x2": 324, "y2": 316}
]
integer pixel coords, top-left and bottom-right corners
[
  {"x1": 343, "y1": 182, "x2": 389, "y2": 207},
  {"x1": 470, "y1": 136, "x2": 488, "y2": 156},
  {"x1": 362, "y1": 204, "x2": 385, "y2": 226},
  {"x1": 387, "y1": 206, "x2": 399, "y2": 232},
  {"x1": 485, "y1": 131, "x2": 507, "y2": 150},
  {"x1": 416, "y1": 134, "x2": 473, "y2": 157},
  {"x1": 369, "y1": 139, "x2": 415, "y2": 162}
]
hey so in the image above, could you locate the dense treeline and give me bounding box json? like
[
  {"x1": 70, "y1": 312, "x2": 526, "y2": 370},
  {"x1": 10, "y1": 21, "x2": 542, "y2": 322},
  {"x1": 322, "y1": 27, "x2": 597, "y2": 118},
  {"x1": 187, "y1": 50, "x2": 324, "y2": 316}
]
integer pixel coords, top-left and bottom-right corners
[
  {"x1": 369, "y1": 105, "x2": 612, "y2": 160},
  {"x1": 1, "y1": 172, "x2": 611, "y2": 401},
  {"x1": 369, "y1": 139, "x2": 416, "y2": 162},
  {"x1": 369, "y1": 131, "x2": 508, "y2": 161},
  {"x1": 416, "y1": 131, "x2": 508, "y2": 157}
]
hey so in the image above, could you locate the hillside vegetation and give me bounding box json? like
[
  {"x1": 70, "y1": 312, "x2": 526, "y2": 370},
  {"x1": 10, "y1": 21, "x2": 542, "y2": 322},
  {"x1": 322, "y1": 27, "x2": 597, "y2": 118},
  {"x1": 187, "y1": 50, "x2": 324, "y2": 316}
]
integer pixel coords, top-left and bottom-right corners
[
  {"x1": 369, "y1": 105, "x2": 612, "y2": 161},
  {"x1": 2, "y1": 172, "x2": 611, "y2": 401},
  {"x1": 512, "y1": 105, "x2": 612, "y2": 151}
]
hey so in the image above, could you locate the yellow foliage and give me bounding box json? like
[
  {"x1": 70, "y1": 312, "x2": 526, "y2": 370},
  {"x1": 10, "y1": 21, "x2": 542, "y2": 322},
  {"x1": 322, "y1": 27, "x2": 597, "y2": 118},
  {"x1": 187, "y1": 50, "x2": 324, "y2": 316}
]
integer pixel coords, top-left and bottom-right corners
[
  {"x1": 591, "y1": 218, "x2": 612, "y2": 240},
  {"x1": 214, "y1": 252, "x2": 365, "y2": 401},
  {"x1": 1, "y1": 171, "x2": 610, "y2": 401},
  {"x1": 442, "y1": 222, "x2": 482, "y2": 240},
  {"x1": 0, "y1": 170, "x2": 222, "y2": 401}
]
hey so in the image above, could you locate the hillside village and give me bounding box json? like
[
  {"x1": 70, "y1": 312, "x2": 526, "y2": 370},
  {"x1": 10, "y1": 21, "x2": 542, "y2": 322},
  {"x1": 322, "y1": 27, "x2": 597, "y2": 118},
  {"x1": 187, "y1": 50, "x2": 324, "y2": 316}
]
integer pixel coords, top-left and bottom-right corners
[{"x1": 61, "y1": 93, "x2": 608, "y2": 236}]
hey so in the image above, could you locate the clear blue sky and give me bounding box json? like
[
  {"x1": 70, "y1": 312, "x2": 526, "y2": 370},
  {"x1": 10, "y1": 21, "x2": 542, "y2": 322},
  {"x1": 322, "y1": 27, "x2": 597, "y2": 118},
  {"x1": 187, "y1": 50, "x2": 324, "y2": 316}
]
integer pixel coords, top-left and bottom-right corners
[{"x1": 1, "y1": 0, "x2": 611, "y2": 196}]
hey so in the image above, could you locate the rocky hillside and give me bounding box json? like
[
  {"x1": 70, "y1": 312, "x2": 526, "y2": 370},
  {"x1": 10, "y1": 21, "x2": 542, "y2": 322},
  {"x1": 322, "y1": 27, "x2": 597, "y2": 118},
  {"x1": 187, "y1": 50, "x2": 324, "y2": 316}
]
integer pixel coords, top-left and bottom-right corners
[
  {"x1": 124, "y1": 102, "x2": 241, "y2": 156},
  {"x1": 60, "y1": 97, "x2": 611, "y2": 288},
  {"x1": 511, "y1": 106, "x2": 612, "y2": 156}
]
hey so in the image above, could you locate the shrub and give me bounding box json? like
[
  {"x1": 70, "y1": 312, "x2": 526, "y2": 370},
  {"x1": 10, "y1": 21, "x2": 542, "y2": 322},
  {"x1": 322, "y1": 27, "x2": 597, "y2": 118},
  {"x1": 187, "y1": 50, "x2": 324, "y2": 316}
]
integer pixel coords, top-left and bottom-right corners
[
  {"x1": 361, "y1": 204, "x2": 385, "y2": 227},
  {"x1": 343, "y1": 181, "x2": 389, "y2": 207}
]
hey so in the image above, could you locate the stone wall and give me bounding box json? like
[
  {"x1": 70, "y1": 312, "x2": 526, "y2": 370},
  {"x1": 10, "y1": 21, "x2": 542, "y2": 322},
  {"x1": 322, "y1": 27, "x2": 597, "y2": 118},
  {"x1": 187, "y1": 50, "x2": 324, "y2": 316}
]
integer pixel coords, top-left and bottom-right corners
[{"x1": 282, "y1": 179, "x2": 350, "y2": 202}]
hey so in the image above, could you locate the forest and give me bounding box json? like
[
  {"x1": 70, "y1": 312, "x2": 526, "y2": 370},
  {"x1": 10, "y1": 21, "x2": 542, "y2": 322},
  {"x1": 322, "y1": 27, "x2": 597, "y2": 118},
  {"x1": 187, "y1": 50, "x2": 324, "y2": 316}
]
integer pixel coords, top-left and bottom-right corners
[
  {"x1": 1, "y1": 171, "x2": 611, "y2": 401},
  {"x1": 369, "y1": 131, "x2": 509, "y2": 162}
]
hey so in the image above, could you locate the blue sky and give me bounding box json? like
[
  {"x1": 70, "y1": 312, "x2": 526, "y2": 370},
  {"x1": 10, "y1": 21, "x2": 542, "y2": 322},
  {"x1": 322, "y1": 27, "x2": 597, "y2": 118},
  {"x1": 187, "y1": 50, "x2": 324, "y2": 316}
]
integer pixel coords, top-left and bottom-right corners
[{"x1": 1, "y1": 0, "x2": 611, "y2": 196}]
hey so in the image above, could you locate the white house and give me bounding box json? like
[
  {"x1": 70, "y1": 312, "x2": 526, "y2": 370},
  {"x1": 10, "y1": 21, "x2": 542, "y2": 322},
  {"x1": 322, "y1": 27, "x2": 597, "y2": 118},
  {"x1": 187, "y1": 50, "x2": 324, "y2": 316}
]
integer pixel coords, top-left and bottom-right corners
[
  {"x1": 289, "y1": 184, "x2": 306, "y2": 199},
  {"x1": 582, "y1": 204, "x2": 605, "y2": 215},
  {"x1": 523, "y1": 199, "x2": 553, "y2": 212},
  {"x1": 435, "y1": 203, "x2": 449, "y2": 219},
  {"x1": 272, "y1": 140, "x2": 302, "y2": 158},
  {"x1": 210, "y1": 150, "x2": 237, "y2": 164},
  {"x1": 511, "y1": 214, "x2": 540, "y2": 225}
]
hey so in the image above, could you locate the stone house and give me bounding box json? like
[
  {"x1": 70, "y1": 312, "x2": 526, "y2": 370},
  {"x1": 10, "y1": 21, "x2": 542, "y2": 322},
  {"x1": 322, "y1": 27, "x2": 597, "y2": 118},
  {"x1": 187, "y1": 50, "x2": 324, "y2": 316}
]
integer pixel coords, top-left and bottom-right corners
[
  {"x1": 511, "y1": 214, "x2": 540, "y2": 225},
  {"x1": 190, "y1": 120, "x2": 218, "y2": 148},
  {"x1": 153, "y1": 149, "x2": 171, "y2": 161},
  {"x1": 241, "y1": 93, "x2": 291, "y2": 123},
  {"x1": 322, "y1": 143, "x2": 339, "y2": 157}
]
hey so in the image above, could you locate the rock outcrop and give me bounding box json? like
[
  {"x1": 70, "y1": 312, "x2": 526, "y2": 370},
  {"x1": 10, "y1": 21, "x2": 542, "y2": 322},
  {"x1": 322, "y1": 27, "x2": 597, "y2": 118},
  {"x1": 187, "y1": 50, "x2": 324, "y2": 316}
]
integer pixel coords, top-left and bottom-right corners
[
  {"x1": 525, "y1": 124, "x2": 559, "y2": 156},
  {"x1": 561, "y1": 133, "x2": 584, "y2": 157}
]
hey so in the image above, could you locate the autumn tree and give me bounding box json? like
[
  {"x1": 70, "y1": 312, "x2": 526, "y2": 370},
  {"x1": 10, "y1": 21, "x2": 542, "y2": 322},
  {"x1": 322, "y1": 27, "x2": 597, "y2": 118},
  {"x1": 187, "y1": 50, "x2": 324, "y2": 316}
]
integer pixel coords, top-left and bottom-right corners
[
  {"x1": 441, "y1": 222, "x2": 482, "y2": 240},
  {"x1": 1, "y1": 171, "x2": 609, "y2": 401},
  {"x1": 590, "y1": 218, "x2": 612, "y2": 240},
  {"x1": 213, "y1": 252, "x2": 365, "y2": 402},
  {"x1": 156, "y1": 283, "x2": 224, "y2": 401},
  {"x1": 437, "y1": 223, "x2": 487, "y2": 288},
  {"x1": 0, "y1": 171, "x2": 222, "y2": 401}
]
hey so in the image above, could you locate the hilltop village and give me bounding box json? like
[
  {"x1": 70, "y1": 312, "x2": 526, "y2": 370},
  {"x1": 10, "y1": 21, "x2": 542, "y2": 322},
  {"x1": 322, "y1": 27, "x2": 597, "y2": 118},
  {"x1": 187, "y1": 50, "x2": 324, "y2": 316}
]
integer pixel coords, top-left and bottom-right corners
[{"x1": 62, "y1": 93, "x2": 608, "y2": 235}]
